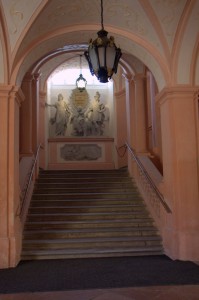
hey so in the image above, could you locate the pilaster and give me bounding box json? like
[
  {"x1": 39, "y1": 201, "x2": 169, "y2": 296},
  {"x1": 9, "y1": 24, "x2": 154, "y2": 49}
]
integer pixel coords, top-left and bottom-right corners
[
  {"x1": 20, "y1": 73, "x2": 34, "y2": 155},
  {"x1": 125, "y1": 75, "x2": 135, "y2": 146},
  {"x1": 114, "y1": 88, "x2": 127, "y2": 168},
  {"x1": 124, "y1": 74, "x2": 136, "y2": 175},
  {"x1": 32, "y1": 73, "x2": 41, "y2": 154},
  {"x1": 134, "y1": 74, "x2": 147, "y2": 153},
  {"x1": 39, "y1": 91, "x2": 47, "y2": 169},
  {"x1": 0, "y1": 85, "x2": 24, "y2": 268},
  {"x1": 157, "y1": 86, "x2": 199, "y2": 260}
]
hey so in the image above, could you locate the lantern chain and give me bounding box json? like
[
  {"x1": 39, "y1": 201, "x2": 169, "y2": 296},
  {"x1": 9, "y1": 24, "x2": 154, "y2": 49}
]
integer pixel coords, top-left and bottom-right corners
[
  {"x1": 101, "y1": 0, "x2": 104, "y2": 30},
  {"x1": 80, "y1": 55, "x2": 82, "y2": 74}
]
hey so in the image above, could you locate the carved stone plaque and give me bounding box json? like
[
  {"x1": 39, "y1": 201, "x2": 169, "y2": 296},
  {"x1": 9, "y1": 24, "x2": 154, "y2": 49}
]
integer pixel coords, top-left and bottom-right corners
[
  {"x1": 60, "y1": 143, "x2": 102, "y2": 161},
  {"x1": 70, "y1": 88, "x2": 89, "y2": 109}
]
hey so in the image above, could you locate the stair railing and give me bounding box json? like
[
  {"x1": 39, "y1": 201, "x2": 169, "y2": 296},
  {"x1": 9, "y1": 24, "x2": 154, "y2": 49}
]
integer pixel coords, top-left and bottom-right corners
[
  {"x1": 18, "y1": 143, "x2": 42, "y2": 218},
  {"x1": 125, "y1": 142, "x2": 171, "y2": 214}
]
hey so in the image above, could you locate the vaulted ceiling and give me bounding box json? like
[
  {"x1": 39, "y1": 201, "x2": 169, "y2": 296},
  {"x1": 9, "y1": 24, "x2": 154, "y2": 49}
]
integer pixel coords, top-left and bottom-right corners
[{"x1": 0, "y1": 0, "x2": 198, "y2": 90}]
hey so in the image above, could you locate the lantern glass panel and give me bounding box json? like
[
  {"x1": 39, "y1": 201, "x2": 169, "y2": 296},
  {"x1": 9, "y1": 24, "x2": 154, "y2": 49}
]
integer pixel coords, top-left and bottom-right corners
[
  {"x1": 89, "y1": 47, "x2": 98, "y2": 71},
  {"x1": 106, "y1": 47, "x2": 116, "y2": 69},
  {"x1": 98, "y1": 47, "x2": 106, "y2": 67}
]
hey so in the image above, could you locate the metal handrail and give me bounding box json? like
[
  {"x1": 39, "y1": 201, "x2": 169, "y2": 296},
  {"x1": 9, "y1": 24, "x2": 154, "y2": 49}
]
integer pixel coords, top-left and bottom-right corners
[
  {"x1": 125, "y1": 142, "x2": 171, "y2": 213},
  {"x1": 18, "y1": 143, "x2": 42, "y2": 217},
  {"x1": 115, "y1": 144, "x2": 128, "y2": 157}
]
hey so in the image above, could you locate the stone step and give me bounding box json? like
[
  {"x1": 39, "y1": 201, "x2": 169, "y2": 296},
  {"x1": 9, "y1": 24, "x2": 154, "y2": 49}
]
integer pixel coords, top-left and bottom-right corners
[
  {"x1": 38, "y1": 172, "x2": 130, "y2": 178},
  {"x1": 30, "y1": 199, "x2": 144, "y2": 207},
  {"x1": 28, "y1": 205, "x2": 147, "y2": 214},
  {"x1": 32, "y1": 193, "x2": 142, "y2": 200},
  {"x1": 26, "y1": 212, "x2": 150, "y2": 222},
  {"x1": 23, "y1": 227, "x2": 160, "y2": 240},
  {"x1": 34, "y1": 182, "x2": 135, "y2": 189},
  {"x1": 24, "y1": 219, "x2": 155, "y2": 230},
  {"x1": 39, "y1": 170, "x2": 130, "y2": 179},
  {"x1": 22, "y1": 168, "x2": 163, "y2": 260},
  {"x1": 21, "y1": 246, "x2": 163, "y2": 260},
  {"x1": 22, "y1": 236, "x2": 162, "y2": 250},
  {"x1": 40, "y1": 167, "x2": 128, "y2": 174},
  {"x1": 37, "y1": 177, "x2": 133, "y2": 183},
  {"x1": 33, "y1": 187, "x2": 137, "y2": 194}
]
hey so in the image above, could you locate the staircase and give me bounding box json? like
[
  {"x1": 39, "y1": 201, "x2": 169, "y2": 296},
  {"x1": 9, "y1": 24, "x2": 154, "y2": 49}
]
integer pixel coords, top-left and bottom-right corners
[{"x1": 21, "y1": 168, "x2": 163, "y2": 260}]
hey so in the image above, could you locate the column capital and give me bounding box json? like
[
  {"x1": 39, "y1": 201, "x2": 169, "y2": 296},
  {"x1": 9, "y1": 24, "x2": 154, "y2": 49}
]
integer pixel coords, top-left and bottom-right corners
[
  {"x1": 0, "y1": 85, "x2": 24, "y2": 106},
  {"x1": 39, "y1": 91, "x2": 47, "y2": 98},
  {"x1": 10, "y1": 86, "x2": 25, "y2": 106},
  {"x1": 23, "y1": 72, "x2": 35, "y2": 82},
  {"x1": 39, "y1": 98, "x2": 46, "y2": 108},
  {"x1": 123, "y1": 73, "x2": 134, "y2": 83},
  {"x1": 134, "y1": 73, "x2": 146, "y2": 82},
  {"x1": 114, "y1": 88, "x2": 126, "y2": 98},
  {"x1": 39, "y1": 91, "x2": 47, "y2": 107},
  {"x1": 33, "y1": 72, "x2": 41, "y2": 81},
  {"x1": 156, "y1": 86, "x2": 199, "y2": 105}
]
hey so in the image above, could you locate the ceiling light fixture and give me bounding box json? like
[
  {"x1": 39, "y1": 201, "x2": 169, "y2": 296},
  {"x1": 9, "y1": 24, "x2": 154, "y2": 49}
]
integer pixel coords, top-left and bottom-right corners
[
  {"x1": 76, "y1": 54, "x2": 87, "y2": 91},
  {"x1": 84, "y1": 0, "x2": 122, "y2": 83}
]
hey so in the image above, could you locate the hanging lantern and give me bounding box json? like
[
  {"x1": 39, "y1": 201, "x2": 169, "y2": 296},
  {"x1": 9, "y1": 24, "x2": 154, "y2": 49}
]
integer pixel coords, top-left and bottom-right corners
[
  {"x1": 84, "y1": 0, "x2": 122, "y2": 83},
  {"x1": 76, "y1": 54, "x2": 87, "y2": 91}
]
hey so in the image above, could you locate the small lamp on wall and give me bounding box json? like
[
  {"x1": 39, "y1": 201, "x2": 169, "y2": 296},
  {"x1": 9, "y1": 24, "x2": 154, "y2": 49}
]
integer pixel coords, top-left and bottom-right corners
[
  {"x1": 84, "y1": 0, "x2": 122, "y2": 83},
  {"x1": 76, "y1": 54, "x2": 87, "y2": 92}
]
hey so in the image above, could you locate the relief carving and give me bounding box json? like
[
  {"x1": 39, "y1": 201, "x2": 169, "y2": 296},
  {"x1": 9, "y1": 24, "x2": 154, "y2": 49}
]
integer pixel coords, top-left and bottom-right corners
[
  {"x1": 60, "y1": 144, "x2": 102, "y2": 161},
  {"x1": 46, "y1": 89, "x2": 110, "y2": 137}
]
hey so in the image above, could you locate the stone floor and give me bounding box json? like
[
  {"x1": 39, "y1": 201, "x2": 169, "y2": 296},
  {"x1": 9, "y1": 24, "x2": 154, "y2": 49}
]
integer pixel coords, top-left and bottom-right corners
[{"x1": 1, "y1": 285, "x2": 199, "y2": 300}]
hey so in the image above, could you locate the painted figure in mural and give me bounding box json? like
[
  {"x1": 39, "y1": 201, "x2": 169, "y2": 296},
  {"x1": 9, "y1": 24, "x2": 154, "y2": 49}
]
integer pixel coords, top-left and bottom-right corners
[
  {"x1": 46, "y1": 93, "x2": 70, "y2": 136},
  {"x1": 86, "y1": 91, "x2": 109, "y2": 135}
]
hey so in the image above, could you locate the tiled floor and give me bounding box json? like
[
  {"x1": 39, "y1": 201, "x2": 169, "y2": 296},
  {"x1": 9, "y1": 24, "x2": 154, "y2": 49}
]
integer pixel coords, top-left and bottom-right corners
[{"x1": 1, "y1": 285, "x2": 199, "y2": 300}]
